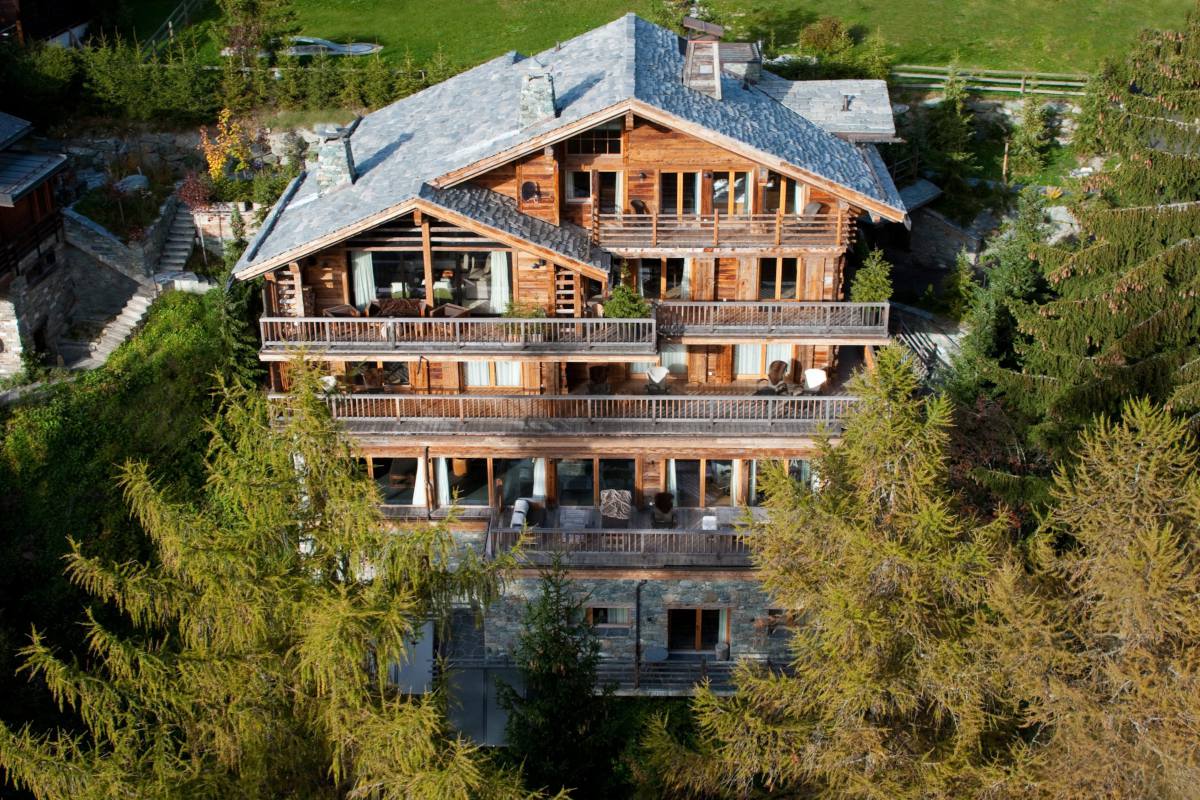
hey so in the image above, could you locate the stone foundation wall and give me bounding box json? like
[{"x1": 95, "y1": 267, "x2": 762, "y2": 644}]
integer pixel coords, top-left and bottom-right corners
[
  {"x1": 65, "y1": 245, "x2": 141, "y2": 322},
  {"x1": 62, "y1": 195, "x2": 178, "y2": 285},
  {"x1": 482, "y1": 574, "x2": 789, "y2": 663},
  {"x1": 0, "y1": 239, "x2": 73, "y2": 375},
  {"x1": 908, "y1": 206, "x2": 987, "y2": 269}
]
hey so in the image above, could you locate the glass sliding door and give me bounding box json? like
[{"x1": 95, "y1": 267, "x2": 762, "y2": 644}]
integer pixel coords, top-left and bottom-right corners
[
  {"x1": 557, "y1": 459, "x2": 595, "y2": 506},
  {"x1": 494, "y1": 458, "x2": 535, "y2": 505}
]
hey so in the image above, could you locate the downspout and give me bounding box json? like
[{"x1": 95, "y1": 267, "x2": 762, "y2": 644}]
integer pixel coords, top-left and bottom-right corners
[{"x1": 634, "y1": 579, "x2": 647, "y2": 690}]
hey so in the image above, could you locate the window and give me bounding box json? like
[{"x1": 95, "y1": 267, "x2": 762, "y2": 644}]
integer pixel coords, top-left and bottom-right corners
[
  {"x1": 596, "y1": 171, "x2": 620, "y2": 214},
  {"x1": 761, "y1": 171, "x2": 784, "y2": 212},
  {"x1": 564, "y1": 122, "x2": 622, "y2": 155},
  {"x1": 664, "y1": 258, "x2": 687, "y2": 299},
  {"x1": 557, "y1": 459, "x2": 595, "y2": 506},
  {"x1": 710, "y1": 171, "x2": 752, "y2": 215},
  {"x1": 736, "y1": 344, "x2": 793, "y2": 379},
  {"x1": 372, "y1": 458, "x2": 419, "y2": 505},
  {"x1": 660, "y1": 172, "x2": 699, "y2": 215},
  {"x1": 638, "y1": 259, "x2": 660, "y2": 299},
  {"x1": 600, "y1": 459, "x2": 635, "y2": 493},
  {"x1": 660, "y1": 344, "x2": 688, "y2": 375},
  {"x1": 750, "y1": 459, "x2": 812, "y2": 505},
  {"x1": 757, "y1": 257, "x2": 799, "y2": 300},
  {"x1": 588, "y1": 607, "x2": 632, "y2": 636},
  {"x1": 352, "y1": 250, "x2": 425, "y2": 308},
  {"x1": 705, "y1": 460, "x2": 733, "y2": 506},
  {"x1": 463, "y1": 361, "x2": 521, "y2": 387},
  {"x1": 431, "y1": 252, "x2": 512, "y2": 313},
  {"x1": 435, "y1": 458, "x2": 489, "y2": 507},
  {"x1": 495, "y1": 458, "x2": 535, "y2": 505},
  {"x1": 566, "y1": 171, "x2": 591, "y2": 201}
]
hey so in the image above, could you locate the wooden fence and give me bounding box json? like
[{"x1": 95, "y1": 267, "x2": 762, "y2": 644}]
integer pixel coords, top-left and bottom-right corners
[
  {"x1": 890, "y1": 64, "x2": 1087, "y2": 97},
  {"x1": 595, "y1": 211, "x2": 851, "y2": 249},
  {"x1": 141, "y1": 0, "x2": 208, "y2": 52}
]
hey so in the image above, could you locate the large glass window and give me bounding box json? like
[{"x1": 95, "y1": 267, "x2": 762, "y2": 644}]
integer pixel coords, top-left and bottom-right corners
[
  {"x1": 705, "y1": 460, "x2": 733, "y2": 506},
  {"x1": 761, "y1": 171, "x2": 784, "y2": 212},
  {"x1": 757, "y1": 256, "x2": 799, "y2": 300},
  {"x1": 665, "y1": 258, "x2": 687, "y2": 299},
  {"x1": 660, "y1": 172, "x2": 699, "y2": 215},
  {"x1": 779, "y1": 257, "x2": 798, "y2": 299},
  {"x1": 599, "y1": 459, "x2": 635, "y2": 494},
  {"x1": 660, "y1": 344, "x2": 688, "y2": 376},
  {"x1": 352, "y1": 251, "x2": 425, "y2": 308},
  {"x1": 557, "y1": 459, "x2": 595, "y2": 506},
  {"x1": 759, "y1": 258, "x2": 778, "y2": 300},
  {"x1": 671, "y1": 459, "x2": 702, "y2": 507},
  {"x1": 751, "y1": 459, "x2": 812, "y2": 505},
  {"x1": 734, "y1": 345, "x2": 763, "y2": 378},
  {"x1": 372, "y1": 458, "x2": 419, "y2": 505},
  {"x1": 495, "y1": 458, "x2": 535, "y2": 506},
  {"x1": 710, "y1": 171, "x2": 751, "y2": 215},
  {"x1": 436, "y1": 458, "x2": 489, "y2": 506},
  {"x1": 596, "y1": 172, "x2": 620, "y2": 214},
  {"x1": 638, "y1": 259, "x2": 660, "y2": 300},
  {"x1": 431, "y1": 252, "x2": 512, "y2": 313},
  {"x1": 463, "y1": 361, "x2": 521, "y2": 388}
]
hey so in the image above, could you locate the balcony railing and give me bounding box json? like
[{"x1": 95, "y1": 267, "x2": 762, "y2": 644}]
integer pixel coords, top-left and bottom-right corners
[
  {"x1": 259, "y1": 316, "x2": 657, "y2": 358},
  {"x1": 594, "y1": 211, "x2": 851, "y2": 249},
  {"x1": 292, "y1": 392, "x2": 855, "y2": 437},
  {"x1": 657, "y1": 301, "x2": 889, "y2": 341},
  {"x1": 492, "y1": 528, "x2": 752, "y2": 567}
]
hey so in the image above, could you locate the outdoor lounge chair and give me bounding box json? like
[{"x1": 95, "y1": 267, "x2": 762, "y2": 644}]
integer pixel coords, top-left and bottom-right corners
[
  {"x1": 600, "y1": 489, "x2": 633, "y2": 529},
  {"x1": 587, "y1": 365, "x2": 612, "y2": 395},
  {"x1": 802, "y1": 368, "x2": 828, "y2": 394},
  {"x1": 645, "y1": 365, "x2": 671, "y2": 395},
  {"x1": 322, "y1": 304, "x2": 359, "y2": 317},
  {"x1": 756, "y1": 359, "x2": 791, "y2": 395},
  {"x1": 651, "y1": 491, "x2": 676, "y2": 528}
]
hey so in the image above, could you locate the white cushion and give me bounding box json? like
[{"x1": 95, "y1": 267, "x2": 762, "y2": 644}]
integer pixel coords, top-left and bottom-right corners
[
  {"x1": 701, "y1": 515, "x2": 718, "y2": 531},
  {"x1": 803, "y1": 368, "x2": 828, "y2": 390},
  {"x1": 648, "y1": 365, "x2": 670, "y2": 383}
]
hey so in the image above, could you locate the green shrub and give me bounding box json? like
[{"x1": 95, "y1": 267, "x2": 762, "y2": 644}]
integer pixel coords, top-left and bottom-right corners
[
  {"x1": 850, "y1": 248, "x2": 894, "y2": 302},
  {"x1": 604, "y1": 284, "x2": 651, "y2": 318}
]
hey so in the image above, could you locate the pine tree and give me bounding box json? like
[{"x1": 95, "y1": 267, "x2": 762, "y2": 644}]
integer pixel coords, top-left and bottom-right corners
[
  {"x1": 497, "y1": 561, "x2": 622, "y2": 799},
  {"x1": 363, "y1": 53, "x2": 397, "y2": 109},
  {"x1": 986, "y1": 400, "x2": 1200, "y2": 799},
  {"x1": 1009, "y1": 96, "x2": 1049, "y2": 181},
  {"x1": 849, "y1": 248, "x2": 893, "y2": 302},
  {"x1": 643, "y1": 346, "x2": 1029, "y2": 798},
  {"x1": 0, "y1": 364, "x2": 537, "y2": 800},
  {"x1": 925, "y1": 64, "x2": 977, "y2": 200}
]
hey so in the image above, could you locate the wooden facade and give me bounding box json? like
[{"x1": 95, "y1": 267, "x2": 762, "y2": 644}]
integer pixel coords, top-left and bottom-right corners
[{"x1": 259, "y1": 113, "x2": 887, "y2": 523}]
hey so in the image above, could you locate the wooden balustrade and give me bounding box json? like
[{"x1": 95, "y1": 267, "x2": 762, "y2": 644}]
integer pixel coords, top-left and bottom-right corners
[
  {"x1": 594, "y1": 212, "x2": 851, "y2": 249},
  {"x1": 656, "y1": 301, "x2": 889, "y2": 340},
  {"x1": 278, "y1": 392, "x2": 855, "y2": 437},
  {"x1": 259, "y1": 316, "x2": 658, "y2": 356},
  {"x1": 492, "y1": 528, "x2": 751, "y2": 556}
]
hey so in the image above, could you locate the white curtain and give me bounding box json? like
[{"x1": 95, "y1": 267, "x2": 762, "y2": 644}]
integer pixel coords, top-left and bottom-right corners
[
  {"x1": 660, "y1": 344, "x2": 688, "y2": 375},
  {"x1": 463, "y1": 361, "x2": 490, "y2": 387},
  {"x1": 351, "y1": 250, "x2": 376, "y2": 310},
  {"x1": 734, "y1": 345, "x2": 762, "y2": 377},
  {"x1": 533, "y1": 458, "x2": 547, "y2": 498},
  {"x1": 630, "y1": 361, "x2": 655, "y2": 374},
  {"x1": 766, "y1": 343, "x2": 793, "y2": 377},
  {"x1": 666, "y1": 459, "x2": 677, "y2": 497},
  {"x1": 494, "y1": 360, "x2": 521, "y2": 386},
  {"x1": 693, "y1": 172, "x2": 703, "y2": 216},
  {"x1": 731, "y1": 460, "x2": 744, "y2": 506},
  {"x1": 718, "y1": 608, "x2": 729, "y2": 644},
  {"x1": 679, "y1": 258, "x2": 691, "y2": 300},
  {"x1": 747, "y1": 460, "x2": 759, "y2": 506},
  {"x1": 435, "y1": 458, "x2": 450, "y2": 507},
  {"x1": 488, "y1": 251, "x2": 511, "y2": 314},
  {"x1": 412, "y1": 457, "x2": 428, "y2": 508}
]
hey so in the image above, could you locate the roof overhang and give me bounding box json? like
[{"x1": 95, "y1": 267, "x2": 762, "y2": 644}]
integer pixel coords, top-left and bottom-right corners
[
  {"x1": 429, "y1": 98, "x2": 906, "y2": 224},
  {"x1": 0, "y1": 152, "x2": 67, "y2": 207},
  {"x1": 233, "y1": 196, "x2": 608, "y2": 283}
]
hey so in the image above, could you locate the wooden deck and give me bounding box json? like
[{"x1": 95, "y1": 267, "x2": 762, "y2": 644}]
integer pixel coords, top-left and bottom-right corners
[
  {"x1": 259, "y1": 316, "x2": 658, "y2": 361},
  {"x1": 293, "y1": 393, "x2": 855, "y2": 438},
  {"x1": 656, "y1": 301, "x2": 889, "y2": 343},
  {"x1": 594, "y1": 212, "x2": 851, "y2": 250}
]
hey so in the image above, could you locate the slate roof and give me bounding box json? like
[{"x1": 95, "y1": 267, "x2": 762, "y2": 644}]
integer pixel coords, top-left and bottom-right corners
[
  {"x1": 0, "y1": 111, "x2": 33, "y2": 151},
  {"x1": 0, "y1": 151, "x2": 67, "y2": 207},
  {"x1": 756, "y1": 74, "x2": 896, "y2": 140},
  {"x1": 237, "y1": 14, "x2": 906, "y2": 278}
]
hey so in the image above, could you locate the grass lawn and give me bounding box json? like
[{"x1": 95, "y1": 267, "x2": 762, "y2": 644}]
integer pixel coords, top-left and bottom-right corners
[
  {"x1": 121, "y1": 0, "x2": 1191, "y2": 74},
  {"x1": 282, "y1": 0, "x2": 1189, "y2": 72}
]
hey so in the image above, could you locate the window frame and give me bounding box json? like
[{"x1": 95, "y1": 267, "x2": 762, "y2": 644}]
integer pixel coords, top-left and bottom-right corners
[{"x1": 565, "y1": 170, "x2": 592, "y2": 203}]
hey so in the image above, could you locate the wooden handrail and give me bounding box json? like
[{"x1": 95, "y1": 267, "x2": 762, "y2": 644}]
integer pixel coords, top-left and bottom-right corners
[
  {"x1": 492, "y1": 528, "x2": 752, "y2": 556},
  {"x1": 655, "y1": 301, "x2": 889, "y2": 337},
  {"x1": 594, "y1": 212, "x2": 851, "y2": 249}
]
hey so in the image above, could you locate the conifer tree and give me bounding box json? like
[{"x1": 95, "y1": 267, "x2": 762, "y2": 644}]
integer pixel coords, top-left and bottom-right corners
[
  {"x1": 498, "y1": 561, "x2": 621, "y2": 799},
  {"x1": 986, "y1": 400, "x2": 1200, "y2": 799},
  {"x1": 643, "y1": 346, "x2": 1028, "y2": 798},
  {"x1": 849, "y1": 248, "x2": 893, "y2": 303},
  {"x1": 0, "y1": 365, "x2": 537, "y2": 800},
  {"x1": 1009, "y1": 96, "x2": 1049, "y2": 181}
]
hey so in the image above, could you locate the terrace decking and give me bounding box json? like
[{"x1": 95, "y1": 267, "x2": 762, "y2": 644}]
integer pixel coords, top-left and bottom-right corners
[
  {"x1": 259, "y1": 316, "x2": 658, "y2": 362},
  {"x1": 594, "y1": 212, "x2": 852, "y2": 251},
  {"x1": 657, "y1": 301, "x2": 889, "y2": 343},
  {"x1": 296, "y1": 392, "x2": 855, "y2": 439}
]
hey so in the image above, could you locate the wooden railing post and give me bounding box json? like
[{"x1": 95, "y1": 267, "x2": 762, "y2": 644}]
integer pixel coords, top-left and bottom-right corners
[
  {"x1": 775, "y1": 207, "x2": 783, "y2": 246},
  {"x1": 712, "y1": 210, "x2": 720, "y2": 246},
  {"x1": 651, "y1": 214, "x2": 658, "y2": 247}
]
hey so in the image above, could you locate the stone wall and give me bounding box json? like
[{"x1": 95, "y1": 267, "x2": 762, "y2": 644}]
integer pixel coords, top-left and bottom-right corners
[
  {"x1": 62, "y1": 194, "x2": 179, "y2": 284},
  {"x1": 0, "y1": 238, "x2": 73, "y2": 376},
  {"x1": 908, "y1": 206, "x2": 994, "y2": 269},
  {"x1": 482, "y1": 574, "x2": 790, "y2": 664},
  {"x1": 65, "y1": 245, "x2": 141, "y2": 323},
  {"x1": 192, "y1": 202, "x2": 266, "y2": 255}
]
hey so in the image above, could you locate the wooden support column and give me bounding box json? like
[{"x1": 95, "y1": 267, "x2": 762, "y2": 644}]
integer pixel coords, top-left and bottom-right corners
[
  {"x1": 416, "y1": 210, "x2": 435, "y2": 304},
  {"x1": 864, "y1": 345, "x2": 878, "y2": 372}
]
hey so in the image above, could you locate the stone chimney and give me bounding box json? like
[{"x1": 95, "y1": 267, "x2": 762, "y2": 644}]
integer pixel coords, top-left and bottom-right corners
[
  {"x1": 520, "y1": 71, "x2": 557, "y2": 127},
  {"x1": 315, "y1": 124, "x2": 356, "y2": 192}
]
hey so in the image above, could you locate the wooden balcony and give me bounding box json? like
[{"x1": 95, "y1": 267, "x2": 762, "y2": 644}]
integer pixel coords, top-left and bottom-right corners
[
  {"x1": 594, "y1": 211, "x2": 851, "y2": 251},
  {"x1": 493, "y1": 528, "x2": 750, "y2": 566},
  {"x1": 294, "y1": 392, "x2": 855, "y2": 439},
  {"x1": 657, "y1": 301, "x2": 890, "y2": 344},
  {"x1": 258, "y1": 316, "x2": 658, "y2": 362}
]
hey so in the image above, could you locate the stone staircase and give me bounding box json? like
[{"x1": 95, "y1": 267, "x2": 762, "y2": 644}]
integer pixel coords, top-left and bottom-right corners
[
  {"x1": 157, "y1": 204, "x2": 196, "y2": 272},
  {"x1": 57, "y1": 286, "x2": 157, "y2": 370},
  {"x1": 890, "y1": 303, "x2": 963, "y2": 384}
]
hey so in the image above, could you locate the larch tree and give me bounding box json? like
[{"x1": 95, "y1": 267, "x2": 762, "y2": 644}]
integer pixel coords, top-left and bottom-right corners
[
  {"x1": 0, "y1": 364, "x2": 540, "y2": 800},
  {"x1": 986, "y1": 401, "x2": 1200, "y2": 798},
  {"x1": 642, "y1": 346, "x2": 1033, "y2": 799},
  {"x1": 849, "y1": 248, "x2": 893, "y2": 303}
]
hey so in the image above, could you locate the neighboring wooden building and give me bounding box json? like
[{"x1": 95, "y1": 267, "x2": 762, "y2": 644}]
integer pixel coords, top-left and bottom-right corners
[
  {"x1": 236, "y1": 15, "x2": 906, "y2": 701},
  {"x1": 0, "y1": 111, "x2": 68, "y2": 375}
]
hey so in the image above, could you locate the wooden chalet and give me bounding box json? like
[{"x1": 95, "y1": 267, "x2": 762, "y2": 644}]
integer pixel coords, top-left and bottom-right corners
[{"x1": 237, "y1": 14, "x2": 906, "y2": 701}]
